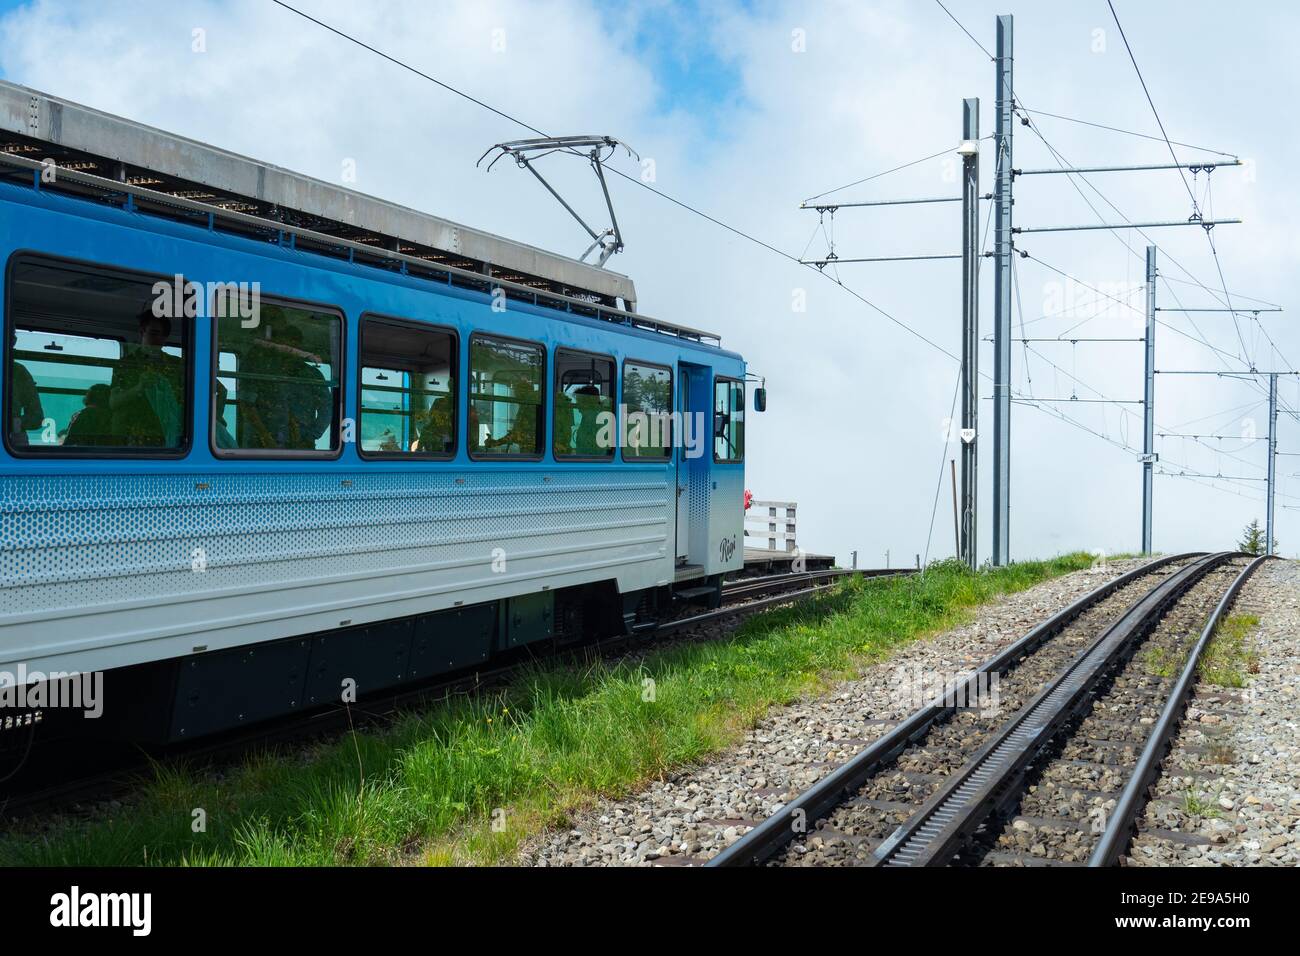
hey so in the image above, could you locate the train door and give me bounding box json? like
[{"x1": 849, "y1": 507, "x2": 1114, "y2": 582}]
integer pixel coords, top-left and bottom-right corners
[{"x1": 675, "y1": 367, "x2": 691, "y2": 564}]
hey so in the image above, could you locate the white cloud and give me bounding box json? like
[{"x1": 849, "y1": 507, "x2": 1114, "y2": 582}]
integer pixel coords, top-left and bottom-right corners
[{"x1": 3, "y1": 0, "x2": 1297, "y2": 561}]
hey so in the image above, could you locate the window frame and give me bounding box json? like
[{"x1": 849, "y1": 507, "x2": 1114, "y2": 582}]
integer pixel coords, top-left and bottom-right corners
[
  {"x1": 712, "y1": 375, "x2": 745, "y2": 464},
  {"x1": 618, "y1": 358, "x2": 673, "y2": 464},
  {"x1": 466, "y1": 331, "x2": 547, "y2": 462},
  {"x1": 209, "y1": 292, "x2": 346, "y2": 460},
  {"x1": 3, "y1": 250, "x2": 195, "y2": 460},
  {"x1": 552, "y1": 346, "x2": 617, "y2": 463},
  {"x1": 356, "y1": 313, "x2": 459, "y2": 461}
]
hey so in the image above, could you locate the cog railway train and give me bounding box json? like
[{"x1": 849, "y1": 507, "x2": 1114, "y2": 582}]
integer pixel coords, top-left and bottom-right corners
[{"x1": 0, "y1": 81, "x2": 757, "y2": 750}]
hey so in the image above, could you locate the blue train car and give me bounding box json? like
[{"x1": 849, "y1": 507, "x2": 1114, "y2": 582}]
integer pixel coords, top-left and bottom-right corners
[{"x1": 0, "y1": 83, "x2": 752, "y2": 744}]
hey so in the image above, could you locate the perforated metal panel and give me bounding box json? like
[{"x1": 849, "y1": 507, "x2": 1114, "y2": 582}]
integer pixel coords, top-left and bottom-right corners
[
  {"x1": 688, "y1": 464, "x2": 710, "y2": 542},
  {"x1": 0, "y1": 469, "x2": 671, "y2": 675}
]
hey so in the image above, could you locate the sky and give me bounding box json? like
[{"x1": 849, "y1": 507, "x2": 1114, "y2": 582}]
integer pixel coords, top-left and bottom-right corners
[{"x1": 1, "y1": 0, "x2": 1297, "y2": 566}]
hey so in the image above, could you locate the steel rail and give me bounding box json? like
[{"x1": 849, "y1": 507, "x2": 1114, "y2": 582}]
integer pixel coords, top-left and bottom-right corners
[
  {"x1": 721, "y1": 568, "x2": 914, "y2": 600},
  {"x1": 869, "y1": 552, "x2": 1235, "y2": 867},
  {"x1": 656, "y1": 583, "x2": 849, "y2": 635},
  {"x1": 1088, "y1": 554, "x2": 1270, "y2": 866},
  {"x1": 706, "y1": 552, "x2": 1199, "y2": 867},
  {"x1": 722, "y1": 570, "x2": 850, "y2": 596}
]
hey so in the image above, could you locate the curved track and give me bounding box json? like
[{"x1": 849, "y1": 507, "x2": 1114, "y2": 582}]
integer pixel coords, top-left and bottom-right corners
[{"x1": 709, "y1": 552, "x2": 1266, "y2": 867}]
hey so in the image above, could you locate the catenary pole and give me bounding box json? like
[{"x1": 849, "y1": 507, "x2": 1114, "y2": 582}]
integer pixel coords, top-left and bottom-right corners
[
  {"x1": 1142, "y1": 245, "x2": 1156, "y2": 553},
  {"x1": 1267, "y1": 372, "x2": 1278, "y2": 555},
  {"x1": 961, "y1": 97, "x2": 980, "y2": 570},
  {"x1": 992, "y1": 14, "x2": 1014, "y2": 565}
]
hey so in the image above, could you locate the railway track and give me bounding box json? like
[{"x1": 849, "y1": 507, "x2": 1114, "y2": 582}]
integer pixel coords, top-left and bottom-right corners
[
  {"x1": 657, "y1": 566, "x2": 913, "y2": 634},
  {"x1": 710, "y1": 551, "x2": 1267, "y2": 868},
  {"x1": 1015, "y1": 555, "x2": 1266, "y2": 867},
  {"x1": 1, "y1": 563, "x2": 897, "y2": 820},
  {"x1": 723, "y1": 567, "x2": 912, "y2": 597}
]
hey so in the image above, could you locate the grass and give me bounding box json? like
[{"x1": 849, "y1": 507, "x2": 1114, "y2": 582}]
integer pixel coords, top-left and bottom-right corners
[
  {"x1": 1198, "y1": 613, "x2": 1260, "y2": 688},
  {"x1": 0, "y1": 552, "x2": 1104, "y2": 867},
  {"x1": 1181, "y1": 787, "x2": 1221, "y2": 819},
  {"x1": 1144, "y1": 612, "x2": 1262, "y2": 686},
  {"x1": 1143, "y1": 645, "x2": 1178, "y2": 679},
  {"x1": 1147, "y1": 611, "x2": 1260, "y2": 825}
]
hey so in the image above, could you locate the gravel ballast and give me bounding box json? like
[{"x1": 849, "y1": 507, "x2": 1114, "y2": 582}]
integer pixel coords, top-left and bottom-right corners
[
  {"x1": 1126, "y1": 559, "x2": 1300, "y2": 867},
  {"x1": 521, "y1": 557, "x2": 1153, "y2": 866}
]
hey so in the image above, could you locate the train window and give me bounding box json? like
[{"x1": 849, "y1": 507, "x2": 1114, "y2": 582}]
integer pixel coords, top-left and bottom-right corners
[
  {"x1": 713, "y1": 377, "x2": 744, "y2": 463},
  {"x1": 469, "y1": 334, "x2": 544, "y2": 458},
  {"x1": 621, "y1": 361, "x2": 672, "y2": 460},
  {"x1": 553, "y1": 349, "x2": 615, "y2": 460},
  {"x1": 213, "y1": 300, "x2": 341, "y2": 456},
  {"x1": 4, "y1": 256, "x2": 190, "y2": 456},
  {"x1": 359, "y1": 317, "x2": 457, "y2": 458}
]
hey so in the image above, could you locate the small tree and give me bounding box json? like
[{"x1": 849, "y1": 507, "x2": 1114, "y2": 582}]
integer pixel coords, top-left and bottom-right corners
[{"x1": 1238, "y1": 519, "x2": 1278, "y2": 555}]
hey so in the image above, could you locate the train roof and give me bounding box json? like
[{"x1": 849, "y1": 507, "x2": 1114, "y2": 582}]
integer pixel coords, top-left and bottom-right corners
[{"x1": 0, "y1": 80, "x2": 722, "y2": 347}]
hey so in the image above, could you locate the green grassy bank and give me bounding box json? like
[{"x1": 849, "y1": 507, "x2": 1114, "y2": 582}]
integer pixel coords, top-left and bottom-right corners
[{"x1": 0, "y1": 552, "x2": 1103, "y2": 866}]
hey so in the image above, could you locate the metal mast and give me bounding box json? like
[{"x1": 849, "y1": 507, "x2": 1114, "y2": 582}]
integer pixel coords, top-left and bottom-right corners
[
  {"x1": 1267, "y1": 372, "x2": 1278, "y2": 555},
  {"x1": 1142, "y1": 245, "x2": 1157, "y2": 553},
  {"x1": 960, "y1": 98, "x2": 980, "y2": 570},
  {"x1": 992, "y1": 14, "x2": 1014, "y2": 565}
]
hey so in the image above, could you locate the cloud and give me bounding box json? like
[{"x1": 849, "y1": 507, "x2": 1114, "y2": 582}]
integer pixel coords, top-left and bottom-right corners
[{"x1": 2, "y1": 0, "x2": 1296, "y2": 561}]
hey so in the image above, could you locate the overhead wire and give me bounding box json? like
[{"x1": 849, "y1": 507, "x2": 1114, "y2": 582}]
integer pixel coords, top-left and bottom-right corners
[
  {"x1": 931, "y1": 0, "x2": 1293, "y2": 508},
  {"x1": 267, "y1": 0, "x2": 965, "y2": 364},
  {"x1": 1015, "y1": 107, "x2": 1237, "y2": 159},
  {"x1": 275, "y1": 0, "x2": 1293, "y2": 518},
  {"x1": 1106, "y1": 0, "x2": 1253, "y2": 368},
  {"x1": 933, "y1": 0, "x2": 994, "y2": 60}
]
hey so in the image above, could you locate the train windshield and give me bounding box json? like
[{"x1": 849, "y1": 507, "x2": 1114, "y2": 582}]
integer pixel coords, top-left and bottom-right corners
[{"x1": 713, "y1": 378, "x2": 744, "y2": 463}]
